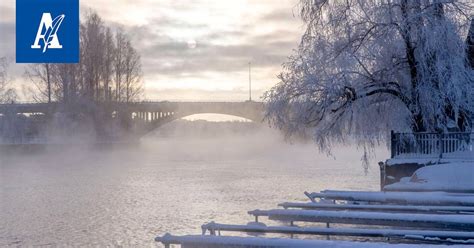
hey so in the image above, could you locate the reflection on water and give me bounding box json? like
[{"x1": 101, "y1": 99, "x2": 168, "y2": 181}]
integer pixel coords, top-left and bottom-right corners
[{"x1": 0, "y1": 126, "x2": 386, "y2": 247}]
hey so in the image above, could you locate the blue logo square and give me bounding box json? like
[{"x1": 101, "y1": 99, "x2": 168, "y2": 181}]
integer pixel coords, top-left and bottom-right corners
[{"x1": 16, "y1": 0, "x2": 79, "y2": 63}]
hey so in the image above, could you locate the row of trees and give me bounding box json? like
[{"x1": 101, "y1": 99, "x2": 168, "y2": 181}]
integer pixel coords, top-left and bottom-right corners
[
  {"x1": 0, "y1": 57, "x2": 17, "y2": 103},
  {"x1": 0, "y1": 11, "x2": 144, "y2": 142},
  {"x1": 26, "y1": 11, "x2": 143, "y2": 104},
  {"x1": 265, "y1": 0, "x2": 474, "y2": 154}
]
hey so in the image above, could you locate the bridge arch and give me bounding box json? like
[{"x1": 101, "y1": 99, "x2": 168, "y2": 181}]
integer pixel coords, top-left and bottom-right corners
[
  {"x1": 137, "y1": 112, "x2": 263, "y2": 137},
  {"x1": 182, "y1": 113, "x2": 253, "y2": 122},
  {"x1": 138, "y1": 113, "x2": 260, "y2": 138},
  {"x1": 128, "y1": 102, "x2": 265, "y2": 137}
]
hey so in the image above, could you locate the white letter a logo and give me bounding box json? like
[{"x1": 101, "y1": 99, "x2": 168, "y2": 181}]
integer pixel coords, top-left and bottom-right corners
[{"x1": 31, "y1": 13, "x2": 65, "y2": 53}]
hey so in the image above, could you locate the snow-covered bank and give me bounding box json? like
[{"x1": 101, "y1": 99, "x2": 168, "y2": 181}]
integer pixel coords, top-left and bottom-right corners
[{"x1": 385, "y1": 162, "x2": 474, "y2": 192}]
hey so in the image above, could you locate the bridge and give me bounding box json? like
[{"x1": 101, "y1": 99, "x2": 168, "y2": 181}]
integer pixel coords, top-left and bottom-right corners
[{"x1": 0, "y1": 101, "x2": 265, "y2": 139}]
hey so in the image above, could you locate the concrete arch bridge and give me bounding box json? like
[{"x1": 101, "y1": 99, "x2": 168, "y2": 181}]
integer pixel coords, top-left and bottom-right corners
[
  {"x1": 0, "y1": 101, "x2": 265, "y2": 139},
  {"x1": 121, "y1": 101, "x2": 265, "y2": 136}
]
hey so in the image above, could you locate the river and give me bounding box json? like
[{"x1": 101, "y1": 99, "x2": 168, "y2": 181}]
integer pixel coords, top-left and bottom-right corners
[{"x1": 0, "y1": 124, "x2": 386, "y2": 247}]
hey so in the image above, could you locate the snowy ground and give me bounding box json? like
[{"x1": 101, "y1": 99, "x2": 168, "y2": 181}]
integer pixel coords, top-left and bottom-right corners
[{"x1": 385, "y1": 162, "x2": 474, "y2": 192}]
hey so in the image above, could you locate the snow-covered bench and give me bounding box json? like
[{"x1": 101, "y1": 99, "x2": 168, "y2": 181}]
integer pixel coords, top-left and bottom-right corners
[
  {"x1": 305, "y1": 190, "x2": 474, "y2": 206},
  {"x1": 200, "y1": 222, "x2": 474, "y2": 244},
  {"x1": 248, "y1": 209, "x2": 474, "y2": 230},
  {"x1": 155, "y1": 233, "x2": 472, "y2": 247},
  {"x1": 278, "y1": 202, "x2": 474, "y2": 214}
]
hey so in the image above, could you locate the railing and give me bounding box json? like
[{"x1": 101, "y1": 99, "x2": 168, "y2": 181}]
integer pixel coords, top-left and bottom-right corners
[
  {"x1": 0, "y1": 100, "x2": 258, "y2": 105},
  {"x1": 391, "y1": 131, "x2": 473, "y2": 158}
]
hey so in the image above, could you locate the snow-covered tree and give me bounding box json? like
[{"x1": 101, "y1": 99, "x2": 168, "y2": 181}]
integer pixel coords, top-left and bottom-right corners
[{"x1": 265, "y1": 0, "x2": 474, "y2": 153}]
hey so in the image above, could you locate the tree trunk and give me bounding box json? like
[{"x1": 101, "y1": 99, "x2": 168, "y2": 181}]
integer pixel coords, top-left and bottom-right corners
[
  {"x1": 467, "y1": 19, "x2": 474, "y2": 69},
  {"x1": 46, "y1": 64, "x2": 51, "y2": 103}
]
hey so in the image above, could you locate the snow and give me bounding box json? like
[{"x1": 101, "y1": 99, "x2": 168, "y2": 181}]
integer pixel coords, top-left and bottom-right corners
[
  {"x1": 156, "y1": 234, "x2": 470, "y2": 247},
  {"x1": 385, "y1": 158, "x2": 440, "y2": 167},
  {"x1": 385, "y1": 157, "x2": 474, "y2": 167},
  {"x1": 385, "y1": 162, "x2": 474, "y2": 192},
  {"x1": 307, "y1": 190, "x2": 474, "y2": 206},
  {"x1": 278, "y1": 202, "x2": 474, "y2": 213},
  {"x1": 249, "y1": 209, "x2": 474, "y2": 227},
  {"x1": 202, "y1": 222, "x2": 474, "y2": 241}
]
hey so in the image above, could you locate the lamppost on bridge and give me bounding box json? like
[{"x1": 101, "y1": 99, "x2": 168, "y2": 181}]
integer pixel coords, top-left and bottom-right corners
[{"x1": 248, "y1": 62, "x2": 252, "y2": 102}]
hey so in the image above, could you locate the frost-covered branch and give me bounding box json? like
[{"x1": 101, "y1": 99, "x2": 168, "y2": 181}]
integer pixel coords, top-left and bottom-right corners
[{"x1": 265, "y1": 0, "x2": 474, "y2": 154}]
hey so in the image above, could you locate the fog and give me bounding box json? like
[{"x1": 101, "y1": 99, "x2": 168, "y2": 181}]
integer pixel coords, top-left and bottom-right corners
[{"x1": 0, "y1": 118, "x2": 388, "y2": 246}]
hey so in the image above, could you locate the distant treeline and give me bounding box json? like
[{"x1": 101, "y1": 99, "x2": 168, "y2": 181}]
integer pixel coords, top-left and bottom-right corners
[{"x1": 0, "y1": 11, "x2": 144, "y2": 143}]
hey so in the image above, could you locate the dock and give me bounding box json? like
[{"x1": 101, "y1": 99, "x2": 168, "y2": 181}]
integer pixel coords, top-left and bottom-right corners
[{"x1": 155, "y1": 190, "x2": 474, "y2": 247}]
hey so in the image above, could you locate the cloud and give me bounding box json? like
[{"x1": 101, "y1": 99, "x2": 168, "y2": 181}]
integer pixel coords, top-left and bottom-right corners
[
  {"x1": 0, "y1": 3, "x2": 15, "y2": 23},
  {"x1": 0, "y1": 22, "x2": 15, "y2": 56},
  {"x1": 122, "y1": 3, "x2": 302, "y2": 81},
  {"x1": 138, "y1": 36, "x2": 297, "y2": 74},
  {"x1": 0, "y1": 0, "x2": 303, "y2": 100},
  {"x1": 143, "y1": 87, "x2": 265, "y2": 102},
  {"x1": 0, "y1": 2, "x2": 16, "y2": 59}
]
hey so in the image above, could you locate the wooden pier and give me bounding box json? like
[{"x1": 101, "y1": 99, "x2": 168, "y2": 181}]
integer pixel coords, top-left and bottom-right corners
[{"x1": 156, "y1": 190, "x2": 474, "y2": 247}]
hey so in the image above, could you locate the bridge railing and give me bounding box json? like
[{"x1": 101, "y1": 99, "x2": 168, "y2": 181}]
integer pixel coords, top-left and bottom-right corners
[{"x1": 390, "y1": 131, "x2": 474, "y2": 158}]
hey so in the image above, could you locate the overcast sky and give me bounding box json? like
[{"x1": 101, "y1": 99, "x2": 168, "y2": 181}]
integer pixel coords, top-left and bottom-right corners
[{"x1": 0, "y1": 0, "x2": 304, "y2": 101}]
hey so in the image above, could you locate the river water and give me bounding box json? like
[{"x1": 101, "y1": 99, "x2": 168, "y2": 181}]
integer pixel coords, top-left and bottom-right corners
[{"x1": 1, "y1": 126, "x2": 386, "y2": 247}]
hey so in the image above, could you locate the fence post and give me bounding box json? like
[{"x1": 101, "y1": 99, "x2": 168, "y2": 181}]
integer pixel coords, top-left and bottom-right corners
[
  {"x1": 390, "y1": 130, "x2": 395, "y2": 158},
  {"x1": 439, "y1": 132, "x2": 444, "y2": 159},
  {"x1": 379, "y1": 161, "x2": 386, "y2": 191},
  {"x1": 470, "y1": 132, "x2": 474, "y2": 152}
]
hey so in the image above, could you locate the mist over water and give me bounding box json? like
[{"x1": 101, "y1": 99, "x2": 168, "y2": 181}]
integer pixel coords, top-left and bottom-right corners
[{"x1": 0, "y1": 120, "x2": 387, "y2": 246}]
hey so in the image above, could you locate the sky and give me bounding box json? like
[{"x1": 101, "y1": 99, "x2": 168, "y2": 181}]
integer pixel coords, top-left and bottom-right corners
[{"x1": 0, "y1": 0, "x2": 304, "y2": 101}]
